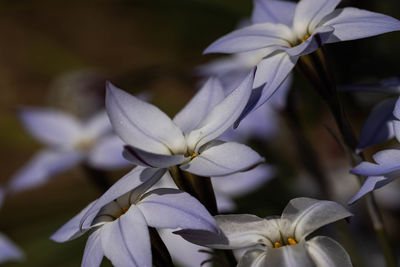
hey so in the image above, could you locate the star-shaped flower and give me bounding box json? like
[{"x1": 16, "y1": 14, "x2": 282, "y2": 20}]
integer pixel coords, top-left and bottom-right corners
[
  {"x1": 205, "y1": 0, "x2": 400, "y2": 120},
  {"x1": 8, "y1": 109, "x2": 130, "y2": 192},
  {"x1": 177, "y1": 197, "x2": 353, "y2": 267}
]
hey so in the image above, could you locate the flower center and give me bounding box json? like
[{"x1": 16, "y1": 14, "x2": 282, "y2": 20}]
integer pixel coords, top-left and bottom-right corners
[
  {"x1": 75, "y1": 138, "x2": 95, "y2": 151},
  {"x1": 273, "y1": 237, "x2": 297, "y2": 248},
  {"x1": 115, "y1": 207, "x2": 129, "y2": 219},
  {"x1": 301, "y1": 34, "x2": 310, "y2": 43}
]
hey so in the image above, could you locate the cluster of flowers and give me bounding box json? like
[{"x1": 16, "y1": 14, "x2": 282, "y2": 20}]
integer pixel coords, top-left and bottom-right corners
[{"x1": 1, "y1": 0, "x2": 400, "y2": 266}]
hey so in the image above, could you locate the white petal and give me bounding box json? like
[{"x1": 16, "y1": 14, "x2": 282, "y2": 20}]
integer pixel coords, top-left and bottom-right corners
[
  {"x1": 138, "y1": 188, "x2": 218, "y2": 233},
  {"x1": 237, "y1": 249, "x2": 267, "y2": 267},
  {"x1": 51, "y1": 201, "x2": 96, "y2": 242},
  {"x1": 322, "y1": 7, "x2": 400, "y2": 43},
  {"x1": 106, "y1": 82, "x2": 186, "y2": 154},
  {"x1": 252, "y1": 0, "x2": 296, "y2": 26},
  {"x1": 186, "y1": 70, "x2": 255, "y2": 152},
  {"x1": 279, "y1": 198, "x2": 352, "y2": 241},
  {"x1": 122, "y1": 145, "x2": 184, "y2": 168},
  {"x1": 19, "y1": 108, "x2": 82, "y2": 147},
  {"x1": 101, "y1": 205, "x2": 151, "y2": 267},
  {"x1": 8, "y1": 150, "x2": 84, "y2": 193},
  {"x1": 0, "y1": 233, "x2": 24, "y2": 263},
  {"x1": 84, "y1": 110, "x2": 112, "y2": 138},
  {"x1": 80, "y1": 167, "x2": 166, "y2": 229},
  {"x1": 204, "y1": 23, "x2": 292, "y2": 54},
  {"x1": 293, "y1": 0, "x2": 340, "y2": 37},
  {"x1": 173, "y1": 77, "x2": 225, "y2": 133},
  {"x1": 212, "y1": 164, "x2": 275, "y2": 197},
  {"x1": 82, "y1": 230, "x2": 104, "y2": 267},
  {"x1": 181, "y1": 141, "x2": 264, "y2": 177},
  {"x1": 305, "y1": 236, "x2": 352, "y2": 267},
  {"x1": 87, "y1": 135, "x2": 132, "y2": 170},
  {"x1": 263, "y1": 242, "x2": 314, "y2": 267}
]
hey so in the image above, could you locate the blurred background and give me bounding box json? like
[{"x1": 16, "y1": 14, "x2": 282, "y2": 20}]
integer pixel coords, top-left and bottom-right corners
[{"x1": 0, "y1": 0, "x2": 399, "y2": 266}]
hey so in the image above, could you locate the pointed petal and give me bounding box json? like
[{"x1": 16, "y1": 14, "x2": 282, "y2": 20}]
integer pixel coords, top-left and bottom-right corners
[
  {"x1": 322, "y1": 7, "x2": 400, "y2": 43},
  {"x1": 84, "y1": 110, "x2": 112, "y2": 138},
  {"x1": 215, "y1": 193, "x2": 236, "y2": 213},
  {"x1": 263, "y1": 242, "x2": 314, "y2": 267},
  {"x1": 394, "y1": 121, "x2": 400, "y2": 143},
  {"x1": 80, "y1": 167, "x2": 166, "y2": 229},
  {"x1": 252, "y1": 0, "x2": 296, "y2": 26},
  {"x1": 351, "y1": 149, "x2": 400, "y2": 176},
  {"x1": 8, "y1": 150, "x2": 84, "y2": 193},
  {"x1": 122, "y1": 146, "x2": 184, "y2": 168},
  {"x1": 280, "y1": 198, "x2": 352, "y2": 241},
  {"x1": 0, "y1": 233, "x2": 24, "y2": 263},
  {"x1": 186, "y1": 70, "x2": 255, "y2": 152},
  {"x1": 181, "y1": 141, "x2": 264, "y2": 177},
  {"x1": 237, "y1": 249, "x2": 267, "y2": 267},
  {"x1": 87, "y1": 136, "x2": 131, "y2": 170},
  {"x1": 51, "y1": 201, "x2": 96, "y2": 242},
  {"x1": 19, "y1": 108, "x2": 82, "y2": 146},
  {"x1": 106, "y1": 82, "x2": 186, "y2": 155},
  {"x1": 293, "y1": 0, "x2": 340, "y2": 37},
  {"x1": 138, "y1": 188, "x2": 218, "y2": 232},
  {"x1": 348, "y1": 175, "x2": 396, "y2": 204},
  {"x1": 357, "y1": 98, "x2": 397, "y2": 152},
  {"x1": 82, "y1": 230, "x2": 104, "y2": 267},
  {"x1": 173, "y1": 77, "x2": 225, "y2": 133},
  {"x1": 204, "y1": 23, "x2": 292, "y2": 54},
  {"x1": 305, "y1": 236, "x2": 352, "y2": 267},
  {"x1": 212, "y1": 164, "x2": 275, "y2": 197},
  {"x1": 392, "y1": 96, "x2": 400, "y2": 119},
  {"x1": 101, "y1": 205, "x2": 151, "y2": 267}
]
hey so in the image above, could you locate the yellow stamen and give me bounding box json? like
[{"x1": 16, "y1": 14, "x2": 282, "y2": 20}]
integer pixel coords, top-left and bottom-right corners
[
  {"x1": 288, "y1": 238, "x2": 297, "y2": 245},
  {"x1": 122, "y1": 207, "x2": 129, "y2": 213},
  {"x1": 301, "y1": 34, "x2": 310, "y2": 43},
  {"x1": 274, "y1": 242, "x2": 282, "y2": 248},
  {"x1": 191, "y1": 152, "x2": 196, "y2": 159},
  {"x1": 115, "y1": 212, "x2": 123, "y2": 219}
]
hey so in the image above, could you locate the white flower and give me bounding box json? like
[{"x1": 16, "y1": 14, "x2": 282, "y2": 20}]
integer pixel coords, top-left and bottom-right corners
[
  {"x1": 9, "y1": 109, "x2": 130, "y2": 192},
  {"x1": 177, "y1": 197, "x2": 353, "y2": 267}
]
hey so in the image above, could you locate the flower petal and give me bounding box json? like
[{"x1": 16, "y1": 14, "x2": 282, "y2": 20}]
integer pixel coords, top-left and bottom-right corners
[
  {"x1": 0, "y1": 233, "x2": 24, "y2": 263},
  {"x1": 173, "y1": 77, "x2": 225, "y2": 133},
  {"x1": 237, "y1": 249, "x2": 267, "y2": 267},
  {"x1": 203, "y1": 23, "x2": 292, "y2": 54},
  {"x1": 51, "y1": 201, "x2": 96, "y2": 242},
  {"x1": 84, "y1": 110, "x2": 112, "y2": 138},
  {"x1": 181, "y1": 141, "x2": 264, "y2": 177},
  {"x1": 305, "y1": 236, "x2": 352, "y2": 267},
  {"x1": 186, "y1": 70, "x2": 255, "y2": 152},
  {"x1": 263, "y1": 242, "x2": 314, "y2": 267},
  {"x1": 80, "y1": 167, "x2": 166, "y2": 229},
  {"x1": 101, "y1": 205, "x2": 151, "y2": 267},
  {"x1": 351, "y1": 149, "x2": 400, "y2": 176},
  {"x1": 215, "y1": 193, "x2": 236, "y2": 212},
  {"x1": 106, "y1": 82, "x2": 186, "y2": 155},
  {"x1": 322, "y1": 7, "x2": 400, "y2": 43},
  {"x1": 8, "y1": 150, "x2": 84, "y2": 193},
  {"x1": 280, "y1": 198, "x2": 352, "y2": 241},
  {"x1": 123, "y1": 145, "x2": 184, "y2": 168},
  {"x1": 87, "y1": 135, "x2": 132, "y2": 170},
  {"x1": 252, "y1": 0, "x2": 296, "y2": 26},
  {"x1": 82, "y1": 230, "x2": 104, "y2": 267},
  {"x1": 293, "y1": 0, "x2": 340, "y2": 37},
  {"x1": 348, "y1": 175, "x2": 396, "y2": 204},
  {"x1": 138, "y1": 188, "x2": 218, "y2": 233},
  {"x1": 392, "y1": 96, "x2": 400, "y2": 119},
  {"x1": 357, "y1": 98, "x2": 397, "y2": 152},
  {"x1": 19, "y1": 108, "x2": 82, "y2": 147}
]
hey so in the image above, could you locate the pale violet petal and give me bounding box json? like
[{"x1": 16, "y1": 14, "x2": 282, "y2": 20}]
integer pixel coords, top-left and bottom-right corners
[
  {"x1": 51, "y1": 201, "x2": 96, "y2": 242},
  {"x1": 215, "y1": 193, "x2": 236, "y2": 213},
  {"x1": 8, "y1": 150, "x2": 84, "y2": 193},
  {"x1": 122, "y1": 146, "x2": 184, "y2": 168},
  {"x1": 87, "y1": 135, "x2": 132, "y2": 170},
  {"x1": 252, "y1": 0, "x2": 296, "y2": 26},
  {"x1": 392, "y1": 96, "x2": 400, "y2": 119},
  {"x1": 237, "y1": 249, "x2": 267, "y2": 267},
  {"x1": 82, "y1": 230, "x2": 104, "y2": 267},
  {"x1": 212, "y1": 164, "x2": 275, "y2": 197},
  {"x1": 394, "y1": 121, "x2": 400, "y2": 143},
  {"x1": 138, "y1": 188, "x2": 218, "y2": 233},
  {"x1": 173, "y1": 77, "x2": 225, "y2": 133},
  {"x1": 101, "y1": 205, "x2": 151, "y2": 267},
  {"x1": 263, "y1": 242, "x2": 314, "y2": 267},
  {"x1": 293, "y1": 0, "x2": 340, "y2": 37},
  {"x1": 0, "y1": 233, "x2": 24, "y2": 263},
  {"x1": 350, "y1": 149, "x2": 400, "y2": 176},
  {"x1": 181, "y1": 141, "x2": 264, "y2": 177},
  {"x1": 373, "y1": 149, "x2": 400, "y2": 167},
  {"x1": 84, "y1": 110, "x2": 112, "y2": 138},
  {"x1": 348, "y1": 176, "x2": 396, "y2": 204},
  {"x1": 305, "y1": 236, "x2": 353, "y2": 267},
  {"x1": 322, "y1": 7, "x2": 400, "y2": 43},
  {"x1": 80, "y1": 167, "x2": 166, "y2": 229},
  {"x1": 204, "y1": 23, "x2": 292, "y2": 54},
  {"x1": 280, "y1": 198, "x2": 352, "y2": 241},
  {"x1": 19, "y1": 108, "x2": 82, "y2": 147},
  {"x1": 357, "y1": 98, "x2": 397, "y2": 152},
  {"x1": 186, "y1": 70, "x2": 255, "y2": 152},
  {"x1": 106, "y1": 82, "x2": 186, "y2": 155},
  {"x1": 158, "y1": 229, "x2": 212, "y2": 267}
]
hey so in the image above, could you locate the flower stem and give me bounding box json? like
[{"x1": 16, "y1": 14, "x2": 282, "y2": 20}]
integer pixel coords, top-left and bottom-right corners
[{"x1": 148, "y1": 227, "x2": 174, "y2": 267}]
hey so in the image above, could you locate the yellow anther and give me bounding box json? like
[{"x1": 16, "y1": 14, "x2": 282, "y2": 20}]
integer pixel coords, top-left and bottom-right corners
[
  {"x1": 122, "y1": 207, "x2": 129, "y2": 213},
  {"x1": 115, "y1": 212, "x2": 123, "y2": 219},
  {"x1": 274, "y1": 242, "x2": 282, "y2": 248},
  {"x1": 288, "y1": 238, "x2": 297, "y2": 245},
  {"x1": 301, "y1": 34, "x2": 310, "y2": 43},
  {"x1": 191, "y1": 152, "x2": 196, "y2": 159}
]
